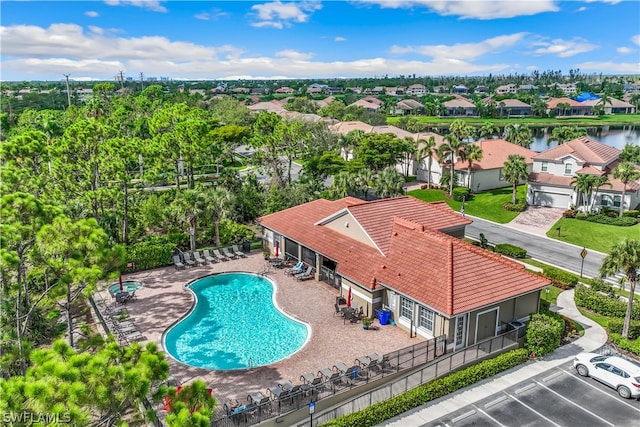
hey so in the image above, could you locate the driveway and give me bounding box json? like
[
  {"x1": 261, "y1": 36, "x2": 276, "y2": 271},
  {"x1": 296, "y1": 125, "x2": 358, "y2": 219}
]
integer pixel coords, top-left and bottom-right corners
[{"x1": 504, "y1": 206, "x2": 565, "y2": 237}]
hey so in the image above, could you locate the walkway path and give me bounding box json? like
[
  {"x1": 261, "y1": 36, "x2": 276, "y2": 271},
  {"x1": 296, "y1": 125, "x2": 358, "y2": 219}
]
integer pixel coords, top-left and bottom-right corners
[{"x1": 381, "y1": 289, "x2": 608, "y2": 426}]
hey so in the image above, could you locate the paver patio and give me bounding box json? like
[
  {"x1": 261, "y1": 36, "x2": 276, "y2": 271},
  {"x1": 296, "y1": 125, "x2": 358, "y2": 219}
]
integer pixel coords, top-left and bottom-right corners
[{"x1": 97, "y1": 252, "x2": 421, "y2": 404}]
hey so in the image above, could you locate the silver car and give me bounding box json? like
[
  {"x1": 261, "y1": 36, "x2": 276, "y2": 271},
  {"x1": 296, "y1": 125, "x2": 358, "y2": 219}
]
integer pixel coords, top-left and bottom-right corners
[{"x1": 573, "y1": 352, "x2": 640, "y2": 399}]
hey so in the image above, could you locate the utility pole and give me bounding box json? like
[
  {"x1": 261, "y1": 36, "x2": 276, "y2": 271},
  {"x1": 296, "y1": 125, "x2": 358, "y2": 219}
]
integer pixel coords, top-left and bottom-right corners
[
  {"x1": 139, "y1": 72, "x2": 145, "y2": 91},
  {"x1": 63, "y1": 73, "x2": 71, "y2": 107},
  {"x1": 118, "y1": 70, "x2": 125, "y2": 90}
]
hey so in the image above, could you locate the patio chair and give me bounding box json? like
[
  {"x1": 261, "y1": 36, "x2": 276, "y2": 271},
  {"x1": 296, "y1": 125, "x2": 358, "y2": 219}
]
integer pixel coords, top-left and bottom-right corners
[
  {"x1": 213, "y1": 249, "x2": 230, "y2": 261},
  {"x1": 193, "y1": 251, "x2": 207, "y2": 265},
  {"x1": 182, "y1": 252, "x2": 196, "y2": 267},
  {"x1": 232, "y1": 244, "x2": 247, "y2": 258},
  {"x1": 285, "y1": 261, "x2": 304, "y2": 276},
  {"x1": 172, "y1": 255, "x2": 185, "y2": 270},
  {"x1": 223, "y1": 247, "x2": 238, "y2": 260},
  {"x1": 295, "y1": 266, "x2": 314, "y2": 281},
  {"x1": 203, "y1": 249, "x2": 218, "y2": 263}
]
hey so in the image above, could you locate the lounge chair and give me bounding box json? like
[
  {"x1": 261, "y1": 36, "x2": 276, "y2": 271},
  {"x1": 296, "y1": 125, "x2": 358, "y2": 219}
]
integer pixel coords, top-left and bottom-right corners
[
  {"x1": 203, "y1": 249, "x2": 218, "y2": 263},
  {"x1": 295, "y1": 266, "x2": 314, "y2": 281},
  {"x1": 182, "y1": 252, "x2": 196, "y2": 267},
  {"x1": 232, "y1": 244, "x2": 247, "y2": 258},
  {"x1": 214, "y1": 249, "x2": 230, "y2": 261},
  {"x1": 223, "y1": 247, "x2": 238, "y2": 259},
  {"x1": 173, "y1": 255, "x2": 185, "y2": 270},
  {"x1": 193, "y1": 251, "x2": 207, "y2": 265},
  {"x1": 285, "y1": 261, "x2": 304, "y2": 276}
]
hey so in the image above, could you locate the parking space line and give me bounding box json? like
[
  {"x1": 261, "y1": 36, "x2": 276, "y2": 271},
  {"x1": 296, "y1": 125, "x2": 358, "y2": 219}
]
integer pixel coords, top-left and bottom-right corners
[
  {"x1": 515, "y1": 383, "x2": 537, "y2": 394},
  {"x1": 533, "y1": 379, "x2": 615, "y2": 426},
  {"x1": 559, "y1": 368, "x2": 640, "y2": 414},
  {"x1": 542, "y1": 370, "x2": 563, "y2": 382},
  {"x1": 473, "y1": 404, "x2": 508, "y2": 427},
  {"x1": 505, "y1": 392, "x2": 562, "y2": 427},
  {"x1": 484, "y1": 395, "x2": 508, "y2": 409},
  {"x1": 451, "y1": 410, "x2": 476, "y2": 424}
]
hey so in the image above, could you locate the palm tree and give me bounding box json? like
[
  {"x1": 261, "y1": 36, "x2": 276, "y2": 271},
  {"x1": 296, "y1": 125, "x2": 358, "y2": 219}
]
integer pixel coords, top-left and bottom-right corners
[
  {"x1": 202, "y1": 186, "x2": 234, "y2": 247},
  {"x1": 503, "y1": 123, "x2": 533, "y2": 148},
  {"x1": 439, "y1": 134, "x2": 465, "y2": 195},
  {"x1": 330, "y1": 170, "x2": 353, "y2": 199},
  {"x1": 402, "y1": 136, "x2": 418, "y2": 177},
  {"x1": 355, "y1": 168, "x2": 374, "y2": 201},
  {"x1": 478, "y1": 121, "x2": 499, "y2": 140},
  {"x1": 374, "y1": 167, "x2": 405, "y2": 198},
  {"x1": 612, "y1": 162, "x2": 640, "y2": 217},
  {"x1": 464, "y1": 143, "x2": 483, "y2": 191},
  {"x1": 548, "y1": 126, "x2": 587, "y2": 146},
  {"x1": 171, "y1": 188, "x2": 206, "y2": 252},
  {"x1": 417, "y1": 136, "x2": 436, "y2": 188},
  {"x1": 588, "y1": 175, "x2": 611, "y2": 213},
  {"x1": 502, "y1": 154, "x2": 528, "y2": 204},
  {"x1": 599, "y1": 239, "x2": 640, "y2": 339},
  {"x1": 571, "y1": 173, "x2": 595, "y2": 213}
]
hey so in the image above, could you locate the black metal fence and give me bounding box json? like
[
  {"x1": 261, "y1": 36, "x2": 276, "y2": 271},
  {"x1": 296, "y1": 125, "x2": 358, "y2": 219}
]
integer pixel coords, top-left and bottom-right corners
[{"x1": 210, "y1": 335, "x2": 446, "y2": 427}]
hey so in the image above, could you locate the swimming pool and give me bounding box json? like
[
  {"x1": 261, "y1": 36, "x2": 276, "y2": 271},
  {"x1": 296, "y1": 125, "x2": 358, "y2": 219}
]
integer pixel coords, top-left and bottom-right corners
[
  {"x1": 163, "y1": 273, "x2": 309, "y2": 370},
  {"x1": 108, "y1": 280, "x2": 142, "y2": 295}
]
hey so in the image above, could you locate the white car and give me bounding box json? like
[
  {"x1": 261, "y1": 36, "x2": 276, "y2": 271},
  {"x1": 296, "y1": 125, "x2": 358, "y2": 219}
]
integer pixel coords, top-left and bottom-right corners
[{"x1": 573, "y1": 352, "x2": 640, "y2": 399}]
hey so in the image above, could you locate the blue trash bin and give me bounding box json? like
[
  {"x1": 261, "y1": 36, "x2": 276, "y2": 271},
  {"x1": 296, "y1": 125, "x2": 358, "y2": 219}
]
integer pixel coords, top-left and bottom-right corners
[{"x1": 376, "y1": 309, "x2": 391, "y2": 326}]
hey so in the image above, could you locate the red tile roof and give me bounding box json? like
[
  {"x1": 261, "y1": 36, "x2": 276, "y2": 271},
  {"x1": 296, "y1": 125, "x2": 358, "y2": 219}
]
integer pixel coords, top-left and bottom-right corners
[
  {"x1": 533, "y1": 136, "x2": 620, "y2": 165},
  {"x1": 258, "y1": 197, "x2": 548, "y2": 316},
  {"x1": 528, "y1": 172, "x2": 573, "y2": 186},
  {"x1": 454, "y1": 139, "x2": 537, "y2": 171}
]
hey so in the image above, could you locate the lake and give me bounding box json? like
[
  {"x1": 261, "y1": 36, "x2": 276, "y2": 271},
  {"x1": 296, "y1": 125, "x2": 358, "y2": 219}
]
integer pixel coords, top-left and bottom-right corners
[{"x1": 530, "y1": 125, "x2": 639, "y2": 152}]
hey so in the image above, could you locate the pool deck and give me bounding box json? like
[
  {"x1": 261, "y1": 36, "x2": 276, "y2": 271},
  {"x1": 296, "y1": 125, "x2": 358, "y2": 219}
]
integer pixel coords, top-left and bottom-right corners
[{"x1": 97, "y1": 252, "x2": 421, "y2": 403}]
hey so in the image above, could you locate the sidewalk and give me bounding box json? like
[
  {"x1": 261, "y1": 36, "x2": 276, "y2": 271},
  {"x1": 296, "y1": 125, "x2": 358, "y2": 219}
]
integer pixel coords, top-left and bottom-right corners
[{"x1": 381, "y1": 289, "x2": 607, "y2": 426}]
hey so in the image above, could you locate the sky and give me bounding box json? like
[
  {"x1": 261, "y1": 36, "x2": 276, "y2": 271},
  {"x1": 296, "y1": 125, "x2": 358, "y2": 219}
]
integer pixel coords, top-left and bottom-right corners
[{"x1": 1, "y1": 0, "x2": 639, "y2": 82}]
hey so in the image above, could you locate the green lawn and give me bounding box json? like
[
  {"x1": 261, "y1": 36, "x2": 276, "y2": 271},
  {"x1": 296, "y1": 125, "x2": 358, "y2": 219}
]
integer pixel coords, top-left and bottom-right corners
[
  {"x1": 387, "y1": 114, "x2": 640, "y2": 127},
  {"x1": 408, "y1": 185, "x2": 526, "y2": 224},
  {"x1": 546, "y1": 218, "x2": 640, "y2": 253}
]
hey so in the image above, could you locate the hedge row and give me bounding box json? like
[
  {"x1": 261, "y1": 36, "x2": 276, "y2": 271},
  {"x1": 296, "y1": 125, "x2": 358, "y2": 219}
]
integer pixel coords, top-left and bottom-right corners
[
  {"x1": 574, "y1": 284, "x2": 640, "y2": 321},
  {"x1": 494, "y1": 243, "x2": 527, "y2": 259},
  {"x1": 502, "y1": 201, "x2": 527, "y2": 212},
  {"x1": 452, "y1": 187, "x2": 470, "y2": 202},
  {"x1": 538, "y1": 266, "x2": 579, "y2": 289},
  {"x1": 607, "y1": 319, "x2": 640, "y2": 340},
  {"x1": 609, "y1": 334, "x2": 640, "y2": 357},
  {"x1": 125, "y1": 238, "x2": 175, "y2": 272},
  {"x1": 584, "y1": 214, "x2": 637, "y2": 227},
  {"x1": 321, "y1": 349, "x2": 529, "y2": 427}
]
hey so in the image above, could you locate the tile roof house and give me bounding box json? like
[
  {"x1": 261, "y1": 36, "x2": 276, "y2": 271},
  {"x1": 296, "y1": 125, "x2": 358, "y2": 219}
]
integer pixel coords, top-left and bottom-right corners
[
  {"x1": 257, "y1": 196, "x2": 549, "y2": 351},
  {"x1": 393, "y1": 99, "x2": 425, "y2": 115},
  {"x1": 547, "y1": 97, "x2": 591, "y2": 117},
  {"x1": 581, "y1": 98, "x2": 636, "y2": 114},
  {"x1": 527, "y1": 136, "x2": 640, "y2": 210},
  {"x1": 443, "y1": 97, "x2": 476, "y2": 116},
  {"x1": 348, "y1": 99, "x2": 382, "y2": 112},
  {"x1": 453, "y1": 139, "x2": 538, "y2": 192},
  {"x1": 495, "y1": 99, "x2": 532, "y2": 117}
]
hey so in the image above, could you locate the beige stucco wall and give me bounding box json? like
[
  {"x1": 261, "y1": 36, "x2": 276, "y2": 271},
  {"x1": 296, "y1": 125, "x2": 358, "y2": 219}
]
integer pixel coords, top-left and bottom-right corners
[{"x1": 324, "y1": 212, "x2": 375, "y2": 248}]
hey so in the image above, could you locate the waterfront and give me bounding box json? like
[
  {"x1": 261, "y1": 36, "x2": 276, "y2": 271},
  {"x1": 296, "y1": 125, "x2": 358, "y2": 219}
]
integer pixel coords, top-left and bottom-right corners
[{"x1": 530, "y1": 125, "x2": 640, "y2": 152}]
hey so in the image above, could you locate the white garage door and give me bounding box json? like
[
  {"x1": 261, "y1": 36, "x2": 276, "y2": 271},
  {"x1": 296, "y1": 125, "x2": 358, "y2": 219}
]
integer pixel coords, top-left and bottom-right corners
[{"x1": 535, "y1": 191, "x2": 570, "y2": 208}]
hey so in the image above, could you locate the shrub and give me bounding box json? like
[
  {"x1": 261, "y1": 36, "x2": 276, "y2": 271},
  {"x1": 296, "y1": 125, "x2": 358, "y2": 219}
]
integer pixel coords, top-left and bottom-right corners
[
  {"x1": 320, "y1": 349, "x2": 529, "y2": 427},
  {"x1": 502, "y1": 201, "x2": 527, "y2": 212},
  {"x1": 607, "y1": 319, "x2": 640, "y2": 340},
  {"x1": 125, "y1": 237, "x2": 175, "y2": 272},
  {"x1": 563, "y1": 209, "x2": 577, "y2": 218},
  {"x1": 585, "y1": 214, "x2": 637, "y2": 226},
  {"x1": 494, "y1": 243, "x2": 527, "y2": 258},
  {"x1": 574, "y1": 284, "x2": 640, "y2": 320},
  {"x1": 575, "y1": 212, "x2": 587, "y2": 220},
  {"x1": 525, "y1": 313, "x2": 564, "y2": 358},
  {"x1": 539, "y1": 266, "x2": 579, "y2": 289},
  {"x1": 623, "y1": 210, "x2": 639, "y2": 218},
  {"x1": 452, "y1": 187, "x2": 470, "y2": 202},
  {"x1": 588, "y1": 278, "x2": 616, "y2": 297},
  {"x1": 609, "y1": 334, "x2": 640, "y2": 357}
]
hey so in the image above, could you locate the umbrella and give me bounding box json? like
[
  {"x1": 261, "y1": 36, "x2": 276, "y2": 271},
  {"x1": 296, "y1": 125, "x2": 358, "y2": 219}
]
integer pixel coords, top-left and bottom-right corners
[
  {"x1": 347, "y1": 287, "x2": 352, "y2": 308},
  {"x1": 275, "y1": 241, "x2": 279, "y2": 257},
  {"x1": 119, "y1": 274, "x2": 124, "y2": 292}
]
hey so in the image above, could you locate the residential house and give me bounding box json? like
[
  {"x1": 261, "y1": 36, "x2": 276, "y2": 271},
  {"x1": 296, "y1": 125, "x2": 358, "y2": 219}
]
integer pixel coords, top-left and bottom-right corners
[
  {"x1": 581, "y1": 98, "x2": 636, "y2": 114},
  {"x1": 495, "y1": 84, "x2": 517, "y2": 95},
  {"x1": 384, "y1": 87, "x2": 405, "y2": 96},
  {"x1": 247, "y1": 100, "x2": 286, "y2": 113},
  {"x1": 306, "y1": 83, "x2": 327, "y2": 95},
  {"x1": 406, "y1": 84, "x2": 427, "y2": 96},
  {"x1": 257, "y1": 196, "x2": 549, "y2": 352},
  {"x1": 474, "y1": 85, "x2": 488, "y2": 94},
  {"x1": 555, "y1": 83, "x2": 578, "y2": 96},
  {"x1": 231, "y1": 87, "x2": 250, "y2": 94},
  {"x1": 433, "y1": 85, "x2": 448, "y2": 94},
  {"x1": 348, "y1": 99, "x2": 382, "y2": 112},
  {"x1": 393, "y1": 99, "x2": 425, "y2": 115},
  {"x1": 517, "y1": 84, "x2": 538, "y2": 93},
  {"x1": 362, "y1": 96, "x2": 383, "y2": 106},
  {"x1": 275, "y1": 87, "x2": 296, "y2": 94},
  {"x1": 443, "y1": 97, "x2": 476, "y2": 116},
  {"x1": 324, "y1": 87, "x2": 344, "y2": 95},
  {"x1": 495, "y1": 99, "x2": 533, "y2": 117},
  {"x1": 315, "y1": 96, "x2": 335, "y2": 108},
  {"x1": 527, "y1": 136, "x2": 640, "y2": 210},
  {"x1": 414, "y1": 132, "x2": 446, "y2": 185},
  {"x1": 250, "y1": 87, "x2": 269, "y2": 96},
  {"x1": 452, "y1": 85, "x2": 469, "y2": 94},
  {"x1": 453, "y1": 139, "x2": 537, "y2": 192},
  {"x1": 547, "y1": 97, "x2": 591, "y2": 117}
]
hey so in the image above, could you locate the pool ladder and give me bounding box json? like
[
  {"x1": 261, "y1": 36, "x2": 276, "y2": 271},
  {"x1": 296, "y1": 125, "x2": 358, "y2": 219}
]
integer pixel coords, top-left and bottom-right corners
[{"x1": 248, "y1": 357, "x2": 253, "y2": 369}]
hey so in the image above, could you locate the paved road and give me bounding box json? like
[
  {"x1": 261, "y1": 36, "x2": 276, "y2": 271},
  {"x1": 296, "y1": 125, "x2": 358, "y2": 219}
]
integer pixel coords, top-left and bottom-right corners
[{"x1": 465, "y1": 216, "x2": 613, "y2": 282}]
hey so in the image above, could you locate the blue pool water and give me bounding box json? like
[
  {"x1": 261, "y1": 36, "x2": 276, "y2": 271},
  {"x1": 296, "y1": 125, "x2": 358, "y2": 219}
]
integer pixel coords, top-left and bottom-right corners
[{"x1": 164, "y1": 273, "x2": 309, "y2": 370}]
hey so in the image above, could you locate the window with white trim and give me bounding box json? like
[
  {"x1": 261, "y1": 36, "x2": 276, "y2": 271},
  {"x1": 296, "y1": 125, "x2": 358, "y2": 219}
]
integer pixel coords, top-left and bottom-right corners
[
  {"x1": 564, "y1": 163, "x2": 572, "y2": 175},
  {"x1": 418, "y1": 306, "x2": 434, "y2": 333},
  {"x1": 614, "y1": 195, "x2": 621, "y2": 208},
  {"x1": 455, "y1": 315, "x2": 465, "y2": 346},
  {"x1": 399, "y1": 297, "x2": 413, "y2": 320},
  {"x1": 541, "y1": 161, "x2": 548, "y2": 172},
  {"x1": 601, "y1": 194, "x2": 609, "y2": 206}
]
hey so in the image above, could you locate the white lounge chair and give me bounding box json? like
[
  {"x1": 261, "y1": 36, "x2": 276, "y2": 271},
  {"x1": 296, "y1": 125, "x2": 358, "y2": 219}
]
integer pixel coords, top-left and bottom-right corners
[
  {"x1": 173, "y1": 255, "x2": 185, "y2": 270},
  {"x1": 203, "y1": 249, "x2": 218, "y2": 263},
  {"x1": 213, "y1": 249, "x2": 230, "y2": 261},
  {"x1": 232, "y1": 244, "x2": 247, "y2": 258},
  {"x1": 182, "y1": 252, "x2": 196, "y2": 267},
  {"x1": 193, "y1": 251, "x2": 207, "y2": 265},
  {"x1": 223, "y1": 247, "x2": 238, "y2": 259}
]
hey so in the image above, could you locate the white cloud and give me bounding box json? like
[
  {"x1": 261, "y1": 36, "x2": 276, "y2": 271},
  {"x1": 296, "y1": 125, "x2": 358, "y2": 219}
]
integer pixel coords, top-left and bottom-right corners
[
  {"x1": 576, "y1": 6, "x2": 587, "y2": 12},
  {"x1": 104, "y1": 0, "x2": 167, "y2": 13},
  {"x1": 335, "y1": 36, "x2": 347, "y2": 42},
  {"x1": 85, "y1": 11, "x2": 99, "y2": 18},
  {"x1": 530, "y1": 37, "x2": 598, "y2": 57},
  {"x1": 576, "y1": 61, "x2": 639, "y2": 73},
  {"x1": 194, "y1": 9, "x2": 229, "y2": 21},
  {"x1": 250, "y1": 1, "x2": 322, "y2": 28},
  {"x1": 195, "y1": 12, "x2": 211, "y2": 21},
  {"x1": 276, "y1": 50, "x2": 313, "y2": 61},
  {"x1": 352, "y1": 0, "x2": 559, "y2": 19},
  {"x1": 617, "y1": 47, "x2": 632, "y2": 54},
  {"x1": 391, "y1": 33, "x2": 526, "y2": 60},
  {"x1": 632, "y1": 35, "x2": 640, "y2": 46}
]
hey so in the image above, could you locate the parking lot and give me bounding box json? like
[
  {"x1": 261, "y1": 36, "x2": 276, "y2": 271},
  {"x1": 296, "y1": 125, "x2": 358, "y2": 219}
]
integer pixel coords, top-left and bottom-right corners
[{"x1": 425, "y1": 360, "x2": 640, "y2": 427}]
